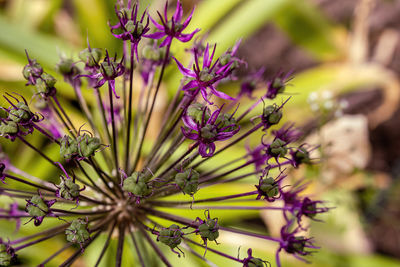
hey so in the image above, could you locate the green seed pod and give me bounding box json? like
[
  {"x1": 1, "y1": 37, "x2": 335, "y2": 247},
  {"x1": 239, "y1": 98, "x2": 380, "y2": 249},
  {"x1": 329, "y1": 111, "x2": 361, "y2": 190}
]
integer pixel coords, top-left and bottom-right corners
[
  {"x1": 259, "y1": 177, "x2": 279, "y2": 198},
  {"x1": 79, "y1": 48, "x2": 102, "y2": 67},
  {"x1": 175, "y1": 169, "x2": 199, "y2": 196},
  {"x1": 187, "y1": 103, "x2": 209, "y2": 124},
  {"x1": 22, "y1": 60, "x2": 43, "y2": 80},
  {"x1": 60, "y1": 135, "x2": 78, "y2": 160},
  {"x1": 199, "y1": 68, "x2": 214, "y2": 82},
  {"x1": 100, "y1": 61, "x2": 118, "y2": 77},
  {"x1": 216, "y1": 113, "x2": 236, "y2": 132},
  {"x1": 294, "y1": 147, "x2": 311, "y2": 165},
  {"x1": 26, "y1": 195, "x2": 48, "y2": 217},
  {"x1": 8, "y1": 102, "x2": 31, "y2": 123},
  {"x1": 66, "y1": 219, "x2": 90, "y2": 244},
  {"x1": 41, "y1": 73, "x2": 57, "y2": 88},
  {"x1": 56, "y1": 58, "x2": 75, "y2": 75},
  {"x1": 200, "y1": 124, "x2": 217, "y2": 140},
  {"x1": 0, "y1": 244, "x2": 13, "y2": 266},
  {"x1": 0, "y1": 121, "x2": 18, "y2": 136},
  {"x1": 58, "y1": 179, "x2": 81, "y2": 200},
  {"x1": 269, "y1": 138, "x2": 287, "y2": 158},
  {"x1": 159, "y1": 224, "x2": 182, "y2": 249},
  {"x1": 263, "y1": 105, "x2": 282, "y2": 125},
  {"x1": 219, "y1": 53, "x2": 231, "y2": 66},
  {"x1": 122, "y1": 172, "x2": 151, "y2": 197},
  {"x1": 78, "y1": 134, "x2": 101, "y2": 158},
  {"x1": 287, "y1": 236, "x2": 306, "y2": 254},
  {"x1": 198, "y1": 218, "x2": 219, "y2": 241},
  {"x1": 247, "y1": 257, "x2": 266, "y2": 267},
  {"x1": 272, "y1": 77, "x2": 285, "y2": 94}
]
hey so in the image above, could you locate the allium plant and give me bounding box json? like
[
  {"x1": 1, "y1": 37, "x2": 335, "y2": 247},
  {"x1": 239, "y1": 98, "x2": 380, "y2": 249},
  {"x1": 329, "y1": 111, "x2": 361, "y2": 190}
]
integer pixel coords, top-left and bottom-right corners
[{"x1": 0, "y1": 0, "x2": 328, "y2": 266}]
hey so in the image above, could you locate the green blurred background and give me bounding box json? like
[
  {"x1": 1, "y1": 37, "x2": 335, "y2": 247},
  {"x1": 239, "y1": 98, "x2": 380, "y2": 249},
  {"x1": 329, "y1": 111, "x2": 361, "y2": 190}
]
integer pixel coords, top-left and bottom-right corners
[{"x1": 1, "y1": 0, "x2": 400, "y2": 266}]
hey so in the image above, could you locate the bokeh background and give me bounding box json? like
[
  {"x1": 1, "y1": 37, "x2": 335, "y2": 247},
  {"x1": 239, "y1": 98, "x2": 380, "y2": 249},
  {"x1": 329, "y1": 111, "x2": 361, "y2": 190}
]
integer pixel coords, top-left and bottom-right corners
[{"x1": 1, "y1": 0, "x2": 400, "y2": 266}]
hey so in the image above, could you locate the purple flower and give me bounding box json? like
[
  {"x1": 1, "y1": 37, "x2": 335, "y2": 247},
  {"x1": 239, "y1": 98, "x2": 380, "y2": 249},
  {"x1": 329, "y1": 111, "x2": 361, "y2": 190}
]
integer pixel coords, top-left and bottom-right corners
[
  {"x1": 276, "y1": 223, "x2": 318, "y2": 267},
  {"x1": 174, "y1": 43, "x2": 236, "y2": 104},
  {"x1": 0, "y1": 93, "x2": 42, "y2": 141},
  {"x1": 289, "y1": 145, "x2": 313, "y2": 168},
  {"x1": 109, "y1": 0, "x2": 150, "y2": 60},
  {"x1": 181, "y1": 104, "x2": 239, "y2": 157},
  {"x1": 280, "y1": 182, "x2": 328, "y2": 225},
  {"x1": 78, "y1": 50, "x2": 125, "y2": 98},
  {"x1": 145, "y1": 0, "x2": 200, "y2": 47},
  {"x1": 265, "y1": 71, "x2": 293, "y2": 100}
]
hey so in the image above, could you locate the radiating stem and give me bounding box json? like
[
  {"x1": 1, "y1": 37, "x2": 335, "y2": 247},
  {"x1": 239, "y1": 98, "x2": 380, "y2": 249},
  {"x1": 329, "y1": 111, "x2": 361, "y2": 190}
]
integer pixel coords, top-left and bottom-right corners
[{"x1": 131, "y1": 43, "x2": 171, "y2": 172}]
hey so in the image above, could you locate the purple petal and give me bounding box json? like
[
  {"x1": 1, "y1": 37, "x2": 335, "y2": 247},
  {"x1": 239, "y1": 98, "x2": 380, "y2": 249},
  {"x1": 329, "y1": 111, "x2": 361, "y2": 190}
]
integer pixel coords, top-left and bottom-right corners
[
  {"x1": 173, "y1": 0, "x2": 183, "y2": 22},
  {"x1": 182, "y1": 114, "x2": 198, "y2": 130},
  {"x1": 108, "y1": 80, "x2": 120, "y2": 99},
  {"x1": 181, "y1": 127, "x2": 198, "y2": 140},
  {"x1": 182, "y1": 7, "x2": 195, "y2": 29},
  {"x1": 199, "y1": 143, "x2": 215, "y2": 157},
  {"x1": 144, "y1": 31, "x2": 166, "y2": 39},
  {"x1": 177, "y1": 29, "x2": 200, "y2": 43},
  {"x1": 210, "y1": 86, "x2": 235, "y2": 100},
  {"x1": 181, "y1": 80, "x2": 198, "y2": 91},
  {"x1": 203, "y1": 43, "x2": 210, "y2": 69},
  {"x1": 173, "y1": 57, "x2": 196, "y2": 77},
  {"x1": 149, "y1": 15, "x2": 165, "y2": 30},
  {"x1": 159, "y1": 36, "x2": 172, "y2": 47}
]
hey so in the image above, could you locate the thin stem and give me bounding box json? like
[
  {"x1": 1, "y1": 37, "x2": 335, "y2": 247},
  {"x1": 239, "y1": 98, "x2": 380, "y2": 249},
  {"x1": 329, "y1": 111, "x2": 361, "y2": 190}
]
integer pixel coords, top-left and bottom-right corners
[
  {"x1": 32, "y1": 124, "x2": 60, "y2": 144},
  {"x1": 116, "y1": 221, "x2": 126, "y2": 267},
  {"x1": 48, "y1": 99, "x2": 75, "y2": 138},
  {"x1": 5, "y1": 174, "x2": 55, "y2": 192},
  {"x1": 131, "y1": 43, "x2": 171, "y2": 172},
  {"x1": 109, "y1": 82, "x2": 120, "y2": 175},
  {"x1": 52, "y1": 95, "x2": 77, "y2": 135},
  {"x1": 137, "y1": 222, "x2": 172, "y2": 267},
  {"x1": 59, "y1": 231, "x2": 102, "y2": 267},
  {"x1": 148, "y1": 191, "x2": 257, "y2": 207},
  {"x1": 128, "y1": 225, "x2": 146, "y2": 267},
  {"x1": 17, "y1": 136, "x2": 55, "y2": 166},
  {"x1": 156, "y1": 142, "x2": 198, "y2": 179},
  {"x1": 124, "y1": 44, "x2": 135, "y2": 171},
  {"x1": 94, "y1": 219, "x2": 118, "y2": 267},
  {"x1": 38, "y1": 243, "x2": 73, "y2": 266}
]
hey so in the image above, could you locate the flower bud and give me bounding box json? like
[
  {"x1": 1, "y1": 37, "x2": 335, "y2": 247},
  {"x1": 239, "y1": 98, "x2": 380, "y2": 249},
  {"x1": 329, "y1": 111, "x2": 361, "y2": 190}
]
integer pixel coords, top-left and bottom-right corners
[
  {"x1": 8, "y1": 102, "x2": 31, "y2": 123},
  {"x1": 57, "y1": 178, "x2": 81, "y2": 200},
  {"x1": 259, "y1": 177, "x2": 279, "y2": 198},
  {"x1": 78, "y1": 134, "x2": 101, "y2": 158},
  {"x1": 66, "y1": 219, "x2": 90, "y2": 244},
  {"x1": 0, "y1": 121, "x2": 18, "y2": 136},
  {"x1": 158, "y1": 224, "x2": 182, "y2": 249},
  {"x1": 269, "y1": 138, "x2": 287, "y2": 158},
  {"x1": 22, "y1": 60, "x2": 43, "y2": 80},
  {"x1": 122, "y1": 172, "x2": 151, "y2": 197},
  {"x1": 187, "y1": 103, "x2": 209, "y2": 124},
  {"x1": 79, "y1": 48, "x2": 102, "y2": 67},
  {"x1": 60, "y1": 135, "x2": 78, "y2": 160},
  {"x1": 0, "y1": 243, "x2": 15, "y2": 266},
  {"x1": 175, "y1": 169, "x2": 199, "y2": 196},
  {"x1": 26, "y1": 195, "x2": 49, "y2": 218},
  {"x1": 198, "y1": 218, "x2": 219, "y2": 241},
  {"x1": 200, "y1": 124, "x2": 217, "y2": 139},
  {"x1": 263, "y1": 105, "x2": 282, "y2": 125}
]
